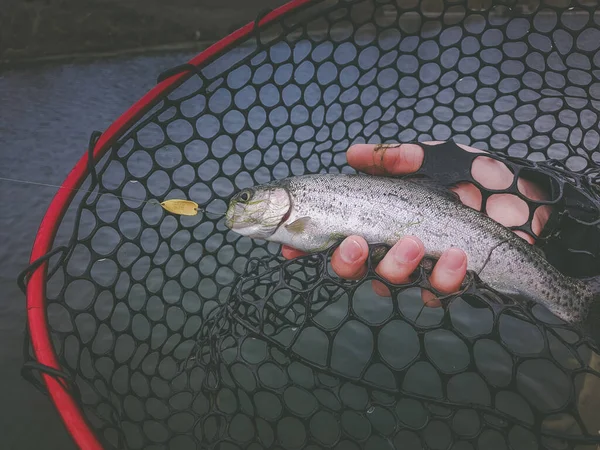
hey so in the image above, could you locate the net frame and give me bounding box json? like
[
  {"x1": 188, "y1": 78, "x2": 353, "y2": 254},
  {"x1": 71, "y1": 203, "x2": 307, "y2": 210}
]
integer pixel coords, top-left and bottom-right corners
[{"x1": 21, "y1": 1, "x2": 312, "y2": 448}]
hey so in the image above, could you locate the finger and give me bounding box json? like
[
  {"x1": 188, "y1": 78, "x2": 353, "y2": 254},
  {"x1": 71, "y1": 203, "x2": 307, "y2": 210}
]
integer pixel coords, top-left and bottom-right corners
[
  {"x1": 517, "y1": 175, "x2": 548, "y2": 202},
  {"x1": 532, "y1": 204, "x2": 552, "y2": 236},
  {"x1": 331, "y1": 236, "x2": 369, "y2": 280},
  {"x1": 422, "y1": 247, "x2": 468, "y2": 307},
  {"x1": 347, "y1": 143, "x2": 424, "y2": 175},
  {"x1": 282, "y1": 245, "x2": 308, "y2": 260},
  {"x1": 451, "y1": 182, "x2": 483, "y2": 210},
  {"x1": 346, "y1": 141, "x2": 486, "y2": 176},
  {"x1": 372, "y1": 280, "x2": 392, "y2": 297},
  {"x1": 485, "y1": 193, "x2": 535, "y2": 243},
  {"x1": 423, "y1": 141, "x2": 487, "y2": 154},
  {"x1": 517, "y1": 176, "x2": 552, "y2": 237},
  {"x1": 471, "y1": 155, "x2": 514, "y2": 190},
  {"x1": 455, "y1": 183, "x2": 547, "y2": 245},
  {"x1": 372, "y1": 236, "x2": 425, "y2": 296}
]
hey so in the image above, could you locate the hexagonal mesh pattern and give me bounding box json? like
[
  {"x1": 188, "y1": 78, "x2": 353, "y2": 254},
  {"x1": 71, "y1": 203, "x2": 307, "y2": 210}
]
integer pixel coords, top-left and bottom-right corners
[{"x1": 28, "y1": 0, "x2": 600, "y2": 449}]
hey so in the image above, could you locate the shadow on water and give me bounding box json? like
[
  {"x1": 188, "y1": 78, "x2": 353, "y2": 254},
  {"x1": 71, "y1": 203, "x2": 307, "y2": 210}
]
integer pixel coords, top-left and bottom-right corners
[{"x1": 0, "y1": 51, "x2": 197, "y2": 450}]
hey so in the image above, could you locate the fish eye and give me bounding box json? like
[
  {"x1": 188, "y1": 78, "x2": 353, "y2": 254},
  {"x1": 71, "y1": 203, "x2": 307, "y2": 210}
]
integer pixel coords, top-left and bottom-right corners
[{"x1": 239, "y1": 190, "x2": 252, "y2": 202}]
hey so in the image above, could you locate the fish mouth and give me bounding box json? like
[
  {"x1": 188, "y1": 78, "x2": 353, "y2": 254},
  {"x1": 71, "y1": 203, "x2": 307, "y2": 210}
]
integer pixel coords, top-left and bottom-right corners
[{"x1": 224, "y1": 204, "x2": 235, "y2": 229}]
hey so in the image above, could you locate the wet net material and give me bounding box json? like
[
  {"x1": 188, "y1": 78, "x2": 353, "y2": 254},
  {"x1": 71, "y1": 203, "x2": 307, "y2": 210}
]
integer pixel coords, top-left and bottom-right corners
[{"x1": 21, "y1": 0, "x2": 600, "y2": 449}]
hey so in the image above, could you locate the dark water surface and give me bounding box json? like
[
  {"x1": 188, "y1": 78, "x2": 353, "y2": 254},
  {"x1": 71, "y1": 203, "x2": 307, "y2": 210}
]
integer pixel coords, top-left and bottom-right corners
[{"x1": 0, "y1": 52, "x2": 198, "y2": 450}]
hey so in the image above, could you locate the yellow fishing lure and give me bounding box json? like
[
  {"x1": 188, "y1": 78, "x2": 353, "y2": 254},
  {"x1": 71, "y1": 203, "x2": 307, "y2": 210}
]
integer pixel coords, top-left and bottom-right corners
[{"x1": 159, "y1": 199, "x2": 199, "y2": 216}]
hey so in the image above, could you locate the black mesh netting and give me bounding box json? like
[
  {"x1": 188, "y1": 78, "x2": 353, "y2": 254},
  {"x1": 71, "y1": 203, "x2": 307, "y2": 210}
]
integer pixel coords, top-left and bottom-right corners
[{"x1": 20, "y1": 0, "x2": 600, "y2": 449}]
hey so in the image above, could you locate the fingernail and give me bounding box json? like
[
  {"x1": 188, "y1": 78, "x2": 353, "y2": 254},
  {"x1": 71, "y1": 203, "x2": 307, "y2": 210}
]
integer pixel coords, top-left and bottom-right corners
[
  {"x1": 394, "y1": 237, "x2": 421, "y2": 264},
  {"x1": 340, "y1": 238, "x2": 363, "y2": 264},
  {"x1": 445, "y1": 248, "x2": 466, "y2": 271}
]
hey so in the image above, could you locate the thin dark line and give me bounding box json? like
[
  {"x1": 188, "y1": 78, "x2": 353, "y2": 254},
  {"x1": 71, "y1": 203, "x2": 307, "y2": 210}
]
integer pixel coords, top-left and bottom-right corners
[{"x1": 0, "y1": 175, "x2": 226, "y2": 217}]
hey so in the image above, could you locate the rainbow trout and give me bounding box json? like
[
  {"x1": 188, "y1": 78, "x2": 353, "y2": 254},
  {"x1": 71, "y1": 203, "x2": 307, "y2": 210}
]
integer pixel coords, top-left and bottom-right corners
[{"x1": 224, "y1": 173, "x2": 600, "y2": 324}]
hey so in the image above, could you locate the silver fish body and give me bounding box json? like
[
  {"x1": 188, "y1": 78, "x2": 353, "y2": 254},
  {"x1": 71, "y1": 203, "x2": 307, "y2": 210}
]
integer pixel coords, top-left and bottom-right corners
[{"x1": 225, "y1": 173, "x2": 599, "y2": 324}]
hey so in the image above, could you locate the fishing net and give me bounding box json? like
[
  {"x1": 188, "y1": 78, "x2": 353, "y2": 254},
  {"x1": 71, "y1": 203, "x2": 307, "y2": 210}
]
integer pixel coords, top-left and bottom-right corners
[{"x1": 18, "y1": 0, "x2": 600, "y2": 449}]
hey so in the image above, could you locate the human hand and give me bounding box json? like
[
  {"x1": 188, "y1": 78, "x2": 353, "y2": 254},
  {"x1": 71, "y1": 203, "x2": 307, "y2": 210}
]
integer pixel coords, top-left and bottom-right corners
[{"x1": 282, "y1": 141, "x2": 552, "y2": 306}]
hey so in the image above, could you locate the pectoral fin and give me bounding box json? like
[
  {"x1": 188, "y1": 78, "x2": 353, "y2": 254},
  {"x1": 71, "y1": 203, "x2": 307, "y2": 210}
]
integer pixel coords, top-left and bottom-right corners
[{"x1": 285, "y1": 216, "x2": 311, "y2": 234}]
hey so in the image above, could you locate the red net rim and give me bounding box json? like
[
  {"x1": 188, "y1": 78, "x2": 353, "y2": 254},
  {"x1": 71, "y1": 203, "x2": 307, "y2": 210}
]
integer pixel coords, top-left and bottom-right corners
[{"x1": 24, "y1": 1, "x2": 313, "y2": 448}]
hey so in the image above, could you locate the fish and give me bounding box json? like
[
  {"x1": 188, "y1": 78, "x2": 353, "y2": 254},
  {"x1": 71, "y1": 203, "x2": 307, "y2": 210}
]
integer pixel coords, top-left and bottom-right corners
[{"x1": 224, "y1": 173, "x2": 600, "y2": 325}]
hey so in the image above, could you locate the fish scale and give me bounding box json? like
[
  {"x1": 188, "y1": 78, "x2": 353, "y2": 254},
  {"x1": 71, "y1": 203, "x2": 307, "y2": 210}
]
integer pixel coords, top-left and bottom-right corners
[{"x1": 225, "y1": 173, "x2": 599, "y2": 325}]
